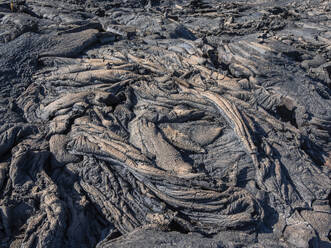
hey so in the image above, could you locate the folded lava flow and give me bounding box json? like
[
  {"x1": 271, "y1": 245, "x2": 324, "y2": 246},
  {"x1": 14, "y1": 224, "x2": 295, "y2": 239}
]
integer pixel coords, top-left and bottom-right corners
[{"x1": 0, "y1": 0, "x2": 330, "y2": 247}]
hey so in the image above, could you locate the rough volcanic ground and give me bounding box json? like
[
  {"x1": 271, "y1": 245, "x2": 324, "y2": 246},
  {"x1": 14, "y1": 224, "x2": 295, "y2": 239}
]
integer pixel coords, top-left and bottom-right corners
[{"x1": 0, "y1": 0, "x2": 330, "y2": 247}]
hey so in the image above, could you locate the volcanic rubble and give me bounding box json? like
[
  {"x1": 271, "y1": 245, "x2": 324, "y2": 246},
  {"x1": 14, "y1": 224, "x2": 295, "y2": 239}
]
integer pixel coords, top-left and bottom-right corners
[{"x1": 0, "y1": 0, "x2": 330, "y2": 247}]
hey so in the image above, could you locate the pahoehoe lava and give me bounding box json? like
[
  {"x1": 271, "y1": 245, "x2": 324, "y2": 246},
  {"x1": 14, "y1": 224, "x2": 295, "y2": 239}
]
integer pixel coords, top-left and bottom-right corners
[{"x1": 0, "y1": 0, "x2": 330, "y2": 247}]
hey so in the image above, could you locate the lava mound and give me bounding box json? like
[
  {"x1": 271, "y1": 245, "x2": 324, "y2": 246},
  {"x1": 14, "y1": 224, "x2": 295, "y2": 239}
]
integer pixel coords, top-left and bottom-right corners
[{"x1": 0, "y1": 0, "x2": 330, "y2": 247}]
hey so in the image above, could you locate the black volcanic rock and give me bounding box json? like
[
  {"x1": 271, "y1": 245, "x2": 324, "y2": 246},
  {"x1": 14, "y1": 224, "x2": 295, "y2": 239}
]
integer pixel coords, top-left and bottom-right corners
[{"x1": 0, "y1": 0, "x2": 330, "y2": 247}]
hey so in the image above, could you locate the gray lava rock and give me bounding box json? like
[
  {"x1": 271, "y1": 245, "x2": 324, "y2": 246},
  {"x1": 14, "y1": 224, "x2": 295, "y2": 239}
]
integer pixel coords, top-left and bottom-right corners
[{"x1": 0, "y1": 0, "x2": 330, "y2": 247}]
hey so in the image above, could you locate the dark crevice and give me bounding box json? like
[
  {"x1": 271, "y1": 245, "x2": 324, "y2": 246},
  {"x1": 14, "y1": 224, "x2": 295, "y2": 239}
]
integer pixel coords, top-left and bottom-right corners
[
  {"x1": 276, "y1": 105, "x2": 298, "y2": 128},
  {"x1": 282, "y1": 50, "x2": 304, "y2": 62},
  {"x1": 105, "y1": 230, "x2": 122, "y2": 240},
  {"x1": 167, "y1": 219, "x2": 190, "y2": 234},
  {"x1": 300, "y1": 137, "x2": 326, "y2": 167}
]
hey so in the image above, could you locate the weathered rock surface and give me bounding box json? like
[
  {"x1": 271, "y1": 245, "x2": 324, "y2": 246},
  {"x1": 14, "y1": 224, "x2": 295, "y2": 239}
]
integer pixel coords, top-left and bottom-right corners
[{"x1": 0, "y1": 0, "x2": 330, "y2": 247}]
